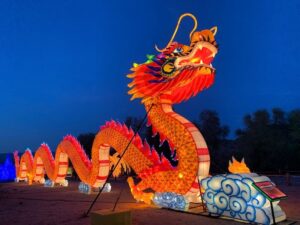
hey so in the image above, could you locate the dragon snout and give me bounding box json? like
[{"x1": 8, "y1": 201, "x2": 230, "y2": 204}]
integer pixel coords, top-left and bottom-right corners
[{"x1": 174, "y1": 41, "x2": 218, "y2": 71}]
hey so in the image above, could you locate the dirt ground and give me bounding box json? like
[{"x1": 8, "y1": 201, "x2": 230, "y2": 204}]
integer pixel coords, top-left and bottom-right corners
[{"x1": 0, "y1": 179, "x2": 299, "y2": 225}]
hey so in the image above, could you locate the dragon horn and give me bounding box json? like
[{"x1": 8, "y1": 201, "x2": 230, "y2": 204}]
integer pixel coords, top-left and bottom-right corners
[{"x1": 155, "y1": 13, "x2": 198, "y2": 52}]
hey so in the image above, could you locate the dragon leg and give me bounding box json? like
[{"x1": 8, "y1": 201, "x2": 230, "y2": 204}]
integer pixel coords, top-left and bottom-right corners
[{"x1": 127, "y1": 177, "x2": 154, "y2": 205}]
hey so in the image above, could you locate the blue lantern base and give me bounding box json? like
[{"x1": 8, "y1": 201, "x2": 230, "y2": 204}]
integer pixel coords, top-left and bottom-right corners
[{"x1": 201, "y1": 173, "x2": 286, "y2": 225}]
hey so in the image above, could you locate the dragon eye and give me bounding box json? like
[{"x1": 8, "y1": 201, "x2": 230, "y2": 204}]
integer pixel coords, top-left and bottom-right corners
[
  {"x1": 161, "y1": 58, "x2": 176, "y2": 78},
  {"x1": 173, "y1": 47, "x2": 183, "y2": 53}
]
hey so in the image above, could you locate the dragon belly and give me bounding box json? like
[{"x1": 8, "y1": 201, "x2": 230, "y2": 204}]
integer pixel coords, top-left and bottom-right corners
[{"x1": 142, "y1": 102, "x2": 210, "y2": 195}]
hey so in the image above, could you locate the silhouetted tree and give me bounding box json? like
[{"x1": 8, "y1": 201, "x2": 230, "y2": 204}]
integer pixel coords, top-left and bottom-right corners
[
  {"x1": 77, "y1": 133, "x2": 95, "y2": 158},
  {"x1": 194, "y1": 110, "x2": 230, "y2": 173},
  {"x1": 286, "y1": 109, "x2": 300, "y2": 170},
  {"x1": 236, "y1": 108, "x2": 300, "y2": 172},
  {"x1": 272, "y1": 108, "x2": 286, "y2": 125}
]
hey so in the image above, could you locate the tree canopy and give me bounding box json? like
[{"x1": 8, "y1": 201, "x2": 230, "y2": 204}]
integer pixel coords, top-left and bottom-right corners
[{"x1": 236, "y1": 108, "x2": 300, "y2": 172}]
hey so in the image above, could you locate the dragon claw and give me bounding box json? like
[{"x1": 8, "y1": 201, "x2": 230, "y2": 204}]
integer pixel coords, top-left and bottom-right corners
[{"x1": 127, "y1": 177, "x2": 154, "y2": 205}]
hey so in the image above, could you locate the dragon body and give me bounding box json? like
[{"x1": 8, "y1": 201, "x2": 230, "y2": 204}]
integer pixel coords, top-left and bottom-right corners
[{"x1": 14, "y1": 14, "x2": 218, "y2": 204}]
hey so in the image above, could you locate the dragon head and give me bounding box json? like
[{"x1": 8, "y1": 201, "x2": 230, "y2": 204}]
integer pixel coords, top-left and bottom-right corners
[{"x1": 128, "y1": 13, "x2": 218, "y2": 104}]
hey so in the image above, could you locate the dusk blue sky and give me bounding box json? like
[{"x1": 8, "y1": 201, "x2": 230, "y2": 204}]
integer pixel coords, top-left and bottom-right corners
[{"x1": 0, "y1": 0, "x2": 299, "y2": 153}]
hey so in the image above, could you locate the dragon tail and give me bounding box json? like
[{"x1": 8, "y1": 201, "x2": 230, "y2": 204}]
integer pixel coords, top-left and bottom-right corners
[{"x1": 13, "y1": 120, "x2": 173, "y2": 188}]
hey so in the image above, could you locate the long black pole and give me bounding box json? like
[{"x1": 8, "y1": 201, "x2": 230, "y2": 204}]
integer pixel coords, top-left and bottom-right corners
[
  {"x1": 197, "y1": 177, "x2": 206, "y2": 212},
  {"x1": 270, "y1": 200, "x2": 276, "y2": 225},
  {"x1": 84, "y1": 104, "x2": 154, "y2": 216},
  {"x1": 112, "y1": 189, "x2": 123, "y2": 212}
]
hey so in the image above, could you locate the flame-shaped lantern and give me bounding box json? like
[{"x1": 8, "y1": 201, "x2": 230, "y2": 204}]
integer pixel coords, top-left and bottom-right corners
[{"x1": 228, "y1": 156, "x2": 250, "y2": 174}]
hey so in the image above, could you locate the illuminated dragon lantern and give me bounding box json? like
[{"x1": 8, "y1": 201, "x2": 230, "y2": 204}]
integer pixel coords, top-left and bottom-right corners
[
  {"x1": 14, "y1": 14, "x2": 218, "y2": 205},
  {"x1": 127, "y1": 13, "x2": 218, "y2": 203}
]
